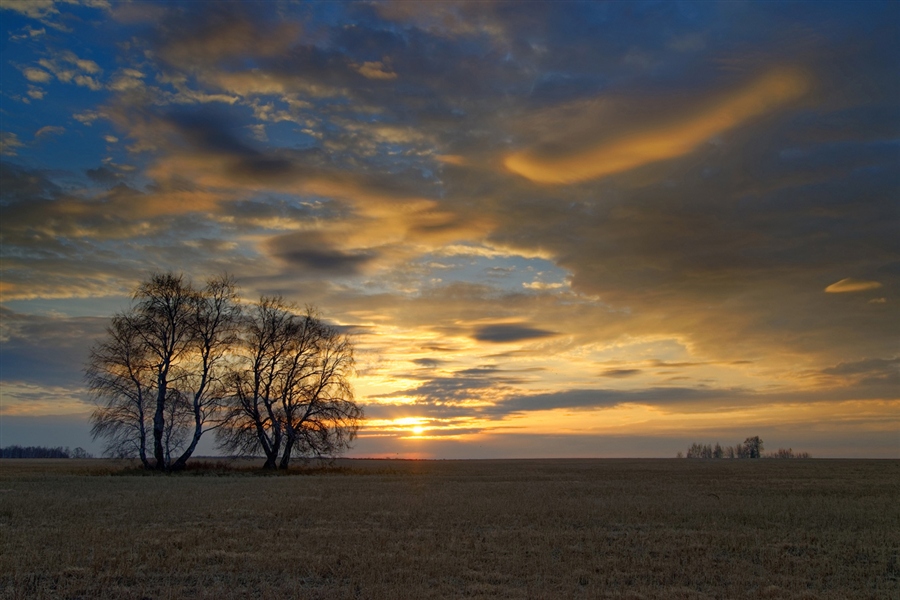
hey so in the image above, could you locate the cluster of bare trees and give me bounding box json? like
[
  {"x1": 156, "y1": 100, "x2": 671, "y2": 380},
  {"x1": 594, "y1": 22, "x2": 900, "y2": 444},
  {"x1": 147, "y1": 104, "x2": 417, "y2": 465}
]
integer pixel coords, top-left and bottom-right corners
[
  {"x1": 86, "y1": 273, "x2": 362, "y2": 471},
  {"x1": 0, "y1": 446, "x2": 93, "y2": 459},
  {"x1": 765, "y1": 447, "x2": 812, "y2": 459},
  {"x1": 678, "y1": 436, "x2": 810, "y2": 459},
  {"x1": 682, "y1": 437, "x2": 764, "y2": 459}
]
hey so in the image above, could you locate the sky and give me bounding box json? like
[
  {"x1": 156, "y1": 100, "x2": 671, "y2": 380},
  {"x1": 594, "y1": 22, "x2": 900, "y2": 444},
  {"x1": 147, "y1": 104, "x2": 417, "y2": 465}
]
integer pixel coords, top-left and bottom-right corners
[{"x1": 1, "y1": 0, "x2": 898, "y2": 459}]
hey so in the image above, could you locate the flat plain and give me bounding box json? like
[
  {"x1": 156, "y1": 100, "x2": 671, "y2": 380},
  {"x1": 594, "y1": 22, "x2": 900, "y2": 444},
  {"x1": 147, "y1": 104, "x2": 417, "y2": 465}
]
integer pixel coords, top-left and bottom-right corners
[{"x1": 0, "y1": 458, "x2": 897, "y2": 599}]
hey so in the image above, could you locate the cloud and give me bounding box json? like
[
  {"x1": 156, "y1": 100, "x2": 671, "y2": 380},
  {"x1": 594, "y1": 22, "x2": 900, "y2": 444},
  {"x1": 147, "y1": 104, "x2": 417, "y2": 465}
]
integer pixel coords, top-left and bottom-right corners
[
  {"x1": 599, "y1": 368, "x2": 642, "y2": 378},
  {"x1": 2, "y1": 160, "x2": 217, "y2": 228},
  {"x1": 374, "y1": 1, "x2": 509, "y2": 44},
  {"x1": 155, "y1": 8, "x2": 300, "y2": 67},
  {"x1": 35, "y1": 126, "x2": 65, "y2": 138},
  {"x1": 22, "y1": 67, "x2": 52, "y2": 83},
  {"x1": 820, "y1": 357, "x2": 900, "y2": 387},
  {"x1": 504, "y1": 67, "x2": 812, "y2": 184},
  {"x1": 372, "y1": 364, "x2": 530, "y2": 405},
  {"x1": 90, "y1": 103, "x2": 492, "y2": 276},
  {"x1": 0, "y1": 161, "x2": 260, "y2": 301},
  {"x1": 108, "y1": 68, "x2": 145, "y2": 92},
  {"x1": 523, "y1": 281, "x2": 565, "y2": 290},
  {"x1": 490, "y1": 382, "x2": 900, "y2": 419},
  {"x1": 37, "y1": 51, "x2": 104, "y2": 90},
  {"x1": 85, "y1": 165, "x2": 119, "y2": 185},
  {"x1": 472, "y1": 323, "x2": 558, "y2": 343},
  {"x1": 0, "y1": 133, "x2": 24, "y2": 156},
  {"x1": 9, "y1": 25, "x2": 47, "y2": 41},
  {"x1": 73, "y1": 110, "x2": 105, "y2": 125},
  {"x1": 1, "y1": 0, "x2": 64, "y2": 22},
  {"x1": 108, "y1": 1, "x2": 166, "y2": 24},
  {"x1": 825, "y1": 278, "x2": 883, "y2": 293},
  {"x1": 62, "y1": 51, "x2": 101, "y2": 74},
  {"x1": 411, "y1": 358, "x2": 446, "y2": 369},
  {"x1": 356, "y1": 61, "x2": 398, "y2": 80},
  {"x1": 266, "y1": 231, "x2": 377, "y2": 276},
  {"x1": 0, "y1": 307, "x2": 107, "y2": 387},
  {"x1": 165, "y1": 110, "x2": 259, "y2": 156},
  {"x1": 483, "y1": 388, "x2": 656, "y2": 415}
]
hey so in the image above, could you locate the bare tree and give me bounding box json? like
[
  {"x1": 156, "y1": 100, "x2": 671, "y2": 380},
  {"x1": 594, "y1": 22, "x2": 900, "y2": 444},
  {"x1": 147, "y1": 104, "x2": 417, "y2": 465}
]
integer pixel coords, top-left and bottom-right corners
[
  {"x1": 279, "y1": 315, "x2": 361, "y2": 468},
  {"x1": 218, "y1": 296, "x2": 297, "y2": 469},
  {"x1": 218, "y1": 299, "x2": 362, "y2": 469},
  {"x1": 169, "y1": 276, "x2": 241, "y2": 470},
  {"x1": 71, "y1": 447, "x2": 93, "y2": 459},
  {"x1": 87, "y1": 313, "x2": 154, "y2": 466},
  {"x1": 125, "y1": 273, "x2": 196, "y2": 468},
  {"x1": 87, "y1": 272, "x2": 240, "y2": 470}
]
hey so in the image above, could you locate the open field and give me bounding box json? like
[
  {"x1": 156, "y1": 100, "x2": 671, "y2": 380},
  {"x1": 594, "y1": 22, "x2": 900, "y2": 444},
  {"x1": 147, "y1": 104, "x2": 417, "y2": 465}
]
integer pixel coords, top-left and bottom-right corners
[{"x1": 0, "y1": 458, "x2": 897, "y2": 599}]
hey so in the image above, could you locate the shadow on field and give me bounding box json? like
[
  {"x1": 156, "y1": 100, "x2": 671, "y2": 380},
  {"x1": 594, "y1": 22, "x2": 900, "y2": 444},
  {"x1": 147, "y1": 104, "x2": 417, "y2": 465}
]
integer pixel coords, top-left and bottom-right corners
[{"x1": 111, "y1": 458, "x2": 368, "y2": 477}]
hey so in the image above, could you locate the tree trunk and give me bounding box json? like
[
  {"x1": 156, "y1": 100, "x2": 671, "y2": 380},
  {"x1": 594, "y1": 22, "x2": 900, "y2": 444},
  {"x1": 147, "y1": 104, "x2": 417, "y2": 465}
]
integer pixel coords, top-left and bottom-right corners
[
  {"x1": 153, "y1": 380, "x2": 167, "y2": 470},
  {"x1": 171, "y1": 410, "x2": 203, "y2": 471},
  {"x1": 138, "y1": 407, "x2": 151, "y2": 469},
  {"x1": 255, "y1": 415, "x2": 279, "y2": 469},
  {"x1": 279, "y1": 435, "x2": 294, "y2": 469}
]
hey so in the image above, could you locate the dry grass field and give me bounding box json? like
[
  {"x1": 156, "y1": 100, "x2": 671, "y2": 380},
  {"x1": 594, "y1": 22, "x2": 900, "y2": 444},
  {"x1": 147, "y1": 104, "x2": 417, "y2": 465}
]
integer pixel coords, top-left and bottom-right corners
[{"x1": 0, "y1": 458, "x2": 897, "y2": 599}]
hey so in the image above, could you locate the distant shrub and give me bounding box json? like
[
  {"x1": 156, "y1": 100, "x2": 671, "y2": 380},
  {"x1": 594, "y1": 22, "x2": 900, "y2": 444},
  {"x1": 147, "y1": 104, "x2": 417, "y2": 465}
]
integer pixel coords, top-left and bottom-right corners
[{"x1": 765, "y1": 448, "x2": 812, "y2": 459}]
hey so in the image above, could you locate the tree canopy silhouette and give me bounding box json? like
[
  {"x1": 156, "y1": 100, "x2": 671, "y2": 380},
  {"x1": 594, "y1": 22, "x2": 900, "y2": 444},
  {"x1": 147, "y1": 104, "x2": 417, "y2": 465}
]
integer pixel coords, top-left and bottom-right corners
[
  {"x1": 86, "y1": 272, "x2": 361, "y2": 470},
  {"x1": 217, "y1": 299, "x2": 361, "y2": 469}
]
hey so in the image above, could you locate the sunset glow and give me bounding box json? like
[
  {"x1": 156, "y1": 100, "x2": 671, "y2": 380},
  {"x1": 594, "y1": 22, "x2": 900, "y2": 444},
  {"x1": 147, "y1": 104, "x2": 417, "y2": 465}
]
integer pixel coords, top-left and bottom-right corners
[
  {"x1": 1, "y1": 1, "x2": 897, "y2": 458},
  {"x1": 504, "y1": 68, "x2": 811, "y2": 184}
]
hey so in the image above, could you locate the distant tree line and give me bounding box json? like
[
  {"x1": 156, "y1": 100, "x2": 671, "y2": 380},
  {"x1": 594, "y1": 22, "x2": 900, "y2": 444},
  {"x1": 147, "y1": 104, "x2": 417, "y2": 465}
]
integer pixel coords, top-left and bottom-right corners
[
  {"x1": 677, "y1": 436, "x2": 811, "y2": 459},
  {"x1": 86, "y1": 272, "x2": 362, "y2": 471},
  {"x1": 0, "y1": 446, "x2": 94, "y2": 459}
]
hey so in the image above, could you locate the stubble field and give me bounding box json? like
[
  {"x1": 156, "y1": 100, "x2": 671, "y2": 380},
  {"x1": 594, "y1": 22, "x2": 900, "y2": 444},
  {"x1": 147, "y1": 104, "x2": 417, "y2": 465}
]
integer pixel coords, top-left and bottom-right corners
[{"x1": 0, "y1": 458, "x2": 897, "y2": 599}]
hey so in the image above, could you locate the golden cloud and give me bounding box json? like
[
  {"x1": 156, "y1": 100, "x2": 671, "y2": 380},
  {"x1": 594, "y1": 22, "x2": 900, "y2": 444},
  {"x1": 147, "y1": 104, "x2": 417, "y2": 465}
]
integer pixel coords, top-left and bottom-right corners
[
  {"x1": 35, "y1": 126, "x2": 65, "y2": 138},
  {"x1": 139, "y1": 146, "x2": 494, "y2": 275},
  {"x1": 825, "y1": 278, "x2": 883, "y2": 293},
  {"x1": 434, "y1": 154, "x2": 467, "y2": 166},
  {"x1": 504, "y1": 67, "x2": 811, "y2": 184},
  {"x1": 23, "y1": 67, "x2": 52, "y2": 83},
  {"x1": 356, "y1": 61, "x2": 397, "y2": 80},
  {"x1": 0, "y1": 132, "x2": 23, "y2": 156},
  {"x1": 206, "y1": 69, "x2": 340, "y2": 100}
]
